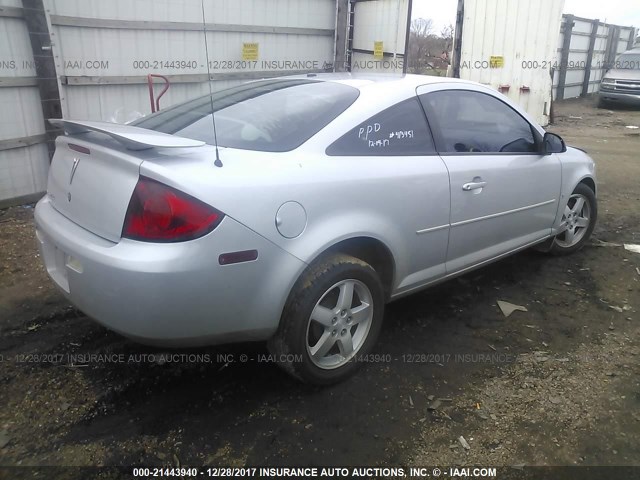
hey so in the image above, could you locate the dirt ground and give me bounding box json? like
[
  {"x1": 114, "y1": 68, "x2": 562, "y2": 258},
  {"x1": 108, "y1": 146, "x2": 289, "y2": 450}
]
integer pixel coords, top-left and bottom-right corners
[{"x1": 0, "y1": 97, "x2": 639, "y2": 476}]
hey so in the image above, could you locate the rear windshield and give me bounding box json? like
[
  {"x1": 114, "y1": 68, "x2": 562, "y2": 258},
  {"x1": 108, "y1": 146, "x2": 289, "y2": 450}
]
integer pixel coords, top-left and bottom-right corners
[{"x1": 133, "y1": 79, "x2": 359, "y2": 152}]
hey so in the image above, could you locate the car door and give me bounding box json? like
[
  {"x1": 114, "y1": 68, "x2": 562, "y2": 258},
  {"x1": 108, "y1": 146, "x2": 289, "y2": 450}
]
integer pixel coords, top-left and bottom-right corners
[
  {"x1": 418, "y1": 86, "x2": 561, "y2": 273},
  {"x1": 325, "y1": 96, "x2": 451, "y2": 295}
]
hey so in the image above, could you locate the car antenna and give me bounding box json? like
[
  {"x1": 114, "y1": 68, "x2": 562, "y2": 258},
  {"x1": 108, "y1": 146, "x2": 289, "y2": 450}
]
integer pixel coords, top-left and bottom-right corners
[{"x1": 201, "y1": 0, "x2": 223, "y2": 167}]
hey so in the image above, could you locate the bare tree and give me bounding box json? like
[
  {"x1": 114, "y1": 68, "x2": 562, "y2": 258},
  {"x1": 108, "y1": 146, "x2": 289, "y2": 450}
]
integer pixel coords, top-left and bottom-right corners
[
  {"x1": 411, "y1": 18, "x2": 434, "y2": 37},
  {"x1": 440, "y1": 23, "x2": 454, "y2": 51},
  {"x1": 407, "y1": 18, "x2": 452, "y2": 75}
]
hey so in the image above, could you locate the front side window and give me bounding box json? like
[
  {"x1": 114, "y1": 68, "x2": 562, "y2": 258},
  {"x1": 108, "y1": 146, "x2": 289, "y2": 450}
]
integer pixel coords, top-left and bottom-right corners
[
  {"x1": 133, "y1": 79, "x2": 359, "y2": 152},
  {"x1": 420, "y1": 90, "x2": 538, "y2": 154},
  {"x1": 326, "y1": 97, "x2": 436, "y2": 156}
]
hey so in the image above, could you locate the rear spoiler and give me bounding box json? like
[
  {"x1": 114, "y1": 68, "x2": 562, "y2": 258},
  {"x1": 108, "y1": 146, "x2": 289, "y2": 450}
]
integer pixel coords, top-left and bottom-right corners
[{"x1": 48, "y1": 119, "x2": 205, "y2": 151}]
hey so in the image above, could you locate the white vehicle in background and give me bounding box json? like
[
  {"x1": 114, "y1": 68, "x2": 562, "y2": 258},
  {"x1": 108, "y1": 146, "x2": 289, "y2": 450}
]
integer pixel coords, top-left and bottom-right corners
[{"x1": 599, "y1": 47, "x2": 640, "y2": 107}]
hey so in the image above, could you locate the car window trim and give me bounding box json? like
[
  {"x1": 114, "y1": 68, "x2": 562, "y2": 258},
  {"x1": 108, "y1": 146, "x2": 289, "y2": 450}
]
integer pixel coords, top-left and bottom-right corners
[
  {"x1": 415, "y1": 92, "x2": 441, "y2": 157},
  {"x1": 437, "y1": 150, "x2": 542, "y2": 157},
  {"x1": 135, "y1": 79, "x2": 360, "y2": 153},
  {"x1": 419, "y1": 89, "x2": 543, "y2": 156}
]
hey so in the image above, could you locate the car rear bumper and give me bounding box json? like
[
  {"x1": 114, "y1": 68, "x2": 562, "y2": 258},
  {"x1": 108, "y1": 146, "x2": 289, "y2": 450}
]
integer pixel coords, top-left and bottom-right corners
[{"x1": 34, "y1": 195, "x2": 305, "y2": 347}]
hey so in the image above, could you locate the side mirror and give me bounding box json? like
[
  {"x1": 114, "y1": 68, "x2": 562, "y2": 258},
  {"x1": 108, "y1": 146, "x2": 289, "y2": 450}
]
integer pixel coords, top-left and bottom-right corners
[{"x1": 543, "y1": 132, "x2": 566, "y2": 154}]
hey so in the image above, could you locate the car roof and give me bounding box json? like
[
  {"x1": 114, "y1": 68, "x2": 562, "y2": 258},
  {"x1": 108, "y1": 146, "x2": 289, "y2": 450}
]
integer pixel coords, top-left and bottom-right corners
[{"x1": 279, "y1": 72, "x2": 474, "y2": 94}]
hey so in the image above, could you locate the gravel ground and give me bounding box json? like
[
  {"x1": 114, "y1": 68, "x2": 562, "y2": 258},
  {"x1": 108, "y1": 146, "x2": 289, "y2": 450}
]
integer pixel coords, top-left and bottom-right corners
[{"x1": 0, "y1": 96, "x2": 639, "y2": 476}]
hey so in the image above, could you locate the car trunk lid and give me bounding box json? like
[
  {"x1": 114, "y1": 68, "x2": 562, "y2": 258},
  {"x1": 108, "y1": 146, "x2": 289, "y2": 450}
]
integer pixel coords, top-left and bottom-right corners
[{"x1": 46, "y1": 120, "x2": 205, "y2": 242}]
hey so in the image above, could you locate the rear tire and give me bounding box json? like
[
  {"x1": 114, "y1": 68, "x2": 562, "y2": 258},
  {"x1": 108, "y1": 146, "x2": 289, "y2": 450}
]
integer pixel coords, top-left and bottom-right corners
[
  {"x1": 549, "y1": 183, "x2": 597, "y2": 256},
  {"x1": 268, "y1": 253, "x2": 384, "y2": 385}
]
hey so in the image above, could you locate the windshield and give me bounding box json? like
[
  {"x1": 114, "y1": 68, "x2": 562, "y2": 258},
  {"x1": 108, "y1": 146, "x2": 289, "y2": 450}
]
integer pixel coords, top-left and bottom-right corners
[
  {"x1": 615, "y1": 53, "x2": 640, "y2": 70},
  {"x1": 133, "y1": 79, "x2": 359, "y2": 152}
]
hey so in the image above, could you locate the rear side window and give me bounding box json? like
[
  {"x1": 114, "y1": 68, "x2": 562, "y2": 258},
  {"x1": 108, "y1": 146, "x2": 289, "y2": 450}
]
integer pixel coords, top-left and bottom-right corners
[
  {"x1": 326, "y1": 97, "x2": 436, "y2": 156},
  {"x1": 420, "y1": 90, "x2": 538, "y2": 154},
  {"x1": 133, "y1": 79, "x2": 359, "y2": 152}
]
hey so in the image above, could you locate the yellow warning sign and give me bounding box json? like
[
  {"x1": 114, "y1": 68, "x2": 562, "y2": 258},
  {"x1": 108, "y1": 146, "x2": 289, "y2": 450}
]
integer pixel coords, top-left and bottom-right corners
[
  {"x1": 242, "y1": 43, "x2": 259, "y2": 61},
  {"x1": 490, "y1": 55, "x2": 504, "y2": 68},
  {"x1": 374, "y1": 41, "x2": 384, "y2": 59}
]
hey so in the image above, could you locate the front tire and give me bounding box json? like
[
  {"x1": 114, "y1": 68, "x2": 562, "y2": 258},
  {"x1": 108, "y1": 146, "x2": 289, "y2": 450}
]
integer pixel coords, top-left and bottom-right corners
[
  {"x1": 549, "y1": 183, "x2": 597, "y2": 255},
  {"x1": 268, "y1": 253, "x2": 385, "y2": 385}
]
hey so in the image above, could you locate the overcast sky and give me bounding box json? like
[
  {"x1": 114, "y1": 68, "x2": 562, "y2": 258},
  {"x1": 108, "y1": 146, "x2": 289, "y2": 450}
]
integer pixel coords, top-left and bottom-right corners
[{"x1": 411, "y1": 0, "x2": 640, "y2": 33}]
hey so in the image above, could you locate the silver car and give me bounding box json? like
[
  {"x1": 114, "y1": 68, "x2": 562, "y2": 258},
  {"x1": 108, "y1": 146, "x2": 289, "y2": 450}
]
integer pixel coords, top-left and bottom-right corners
[{"x1": 35, "y1": 74, "x2": 597, "y2": 384}]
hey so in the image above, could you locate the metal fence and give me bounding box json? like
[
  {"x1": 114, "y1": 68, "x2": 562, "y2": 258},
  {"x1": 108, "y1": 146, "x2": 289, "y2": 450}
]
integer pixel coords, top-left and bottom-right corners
[
  {"x1": 0, "y1": 0, "x2": 51, "y2": 207},
  {"x1": 553, "y1": 14, "x2": 636, "y2": 100}
]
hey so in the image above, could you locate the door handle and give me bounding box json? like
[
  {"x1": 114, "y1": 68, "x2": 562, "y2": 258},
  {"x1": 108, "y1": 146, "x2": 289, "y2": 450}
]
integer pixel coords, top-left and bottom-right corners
[{"x1": 462, "y1": 181, "x2": 487, "y2": 191}]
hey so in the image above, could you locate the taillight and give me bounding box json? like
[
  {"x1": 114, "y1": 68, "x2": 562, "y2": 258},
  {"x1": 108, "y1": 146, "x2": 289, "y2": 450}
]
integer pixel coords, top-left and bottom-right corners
[{"x1": 122, "y1": 176, "x2": 224, "y2": 242}]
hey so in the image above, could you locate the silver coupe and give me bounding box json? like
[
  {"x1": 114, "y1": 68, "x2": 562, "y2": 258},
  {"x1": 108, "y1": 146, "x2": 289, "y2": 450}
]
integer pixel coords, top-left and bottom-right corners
[{"x1": 35, "y1": 74, "x2": 597, "y2": 384}]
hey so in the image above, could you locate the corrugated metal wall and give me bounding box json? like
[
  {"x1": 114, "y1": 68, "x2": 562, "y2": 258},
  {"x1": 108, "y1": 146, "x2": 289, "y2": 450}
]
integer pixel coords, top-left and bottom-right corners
[
  {"x1": 553, "y1": 15, "x2": 636, "y2": 100},
  {"x1": 49, "y1": 0, "x2": 337, "y2": 120},
  {"x1": 0, "y1": 0, "x2": 50, "y2": 205},
  {"x1": 0, "y1": 0, "x2": 338, "y2": 206},
  {"x1": 457, "y1": 0, "x2": 566, "y2": 126}
]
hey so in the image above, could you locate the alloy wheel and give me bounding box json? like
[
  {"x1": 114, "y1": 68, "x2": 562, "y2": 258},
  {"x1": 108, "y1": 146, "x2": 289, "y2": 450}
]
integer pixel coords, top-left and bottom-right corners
[
  {"x1": 305, "y1": 279, "x2": 374, "y2": 369},
  {"x1": 555, "y1": 193, "x2": 591, "y2": 248}
]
